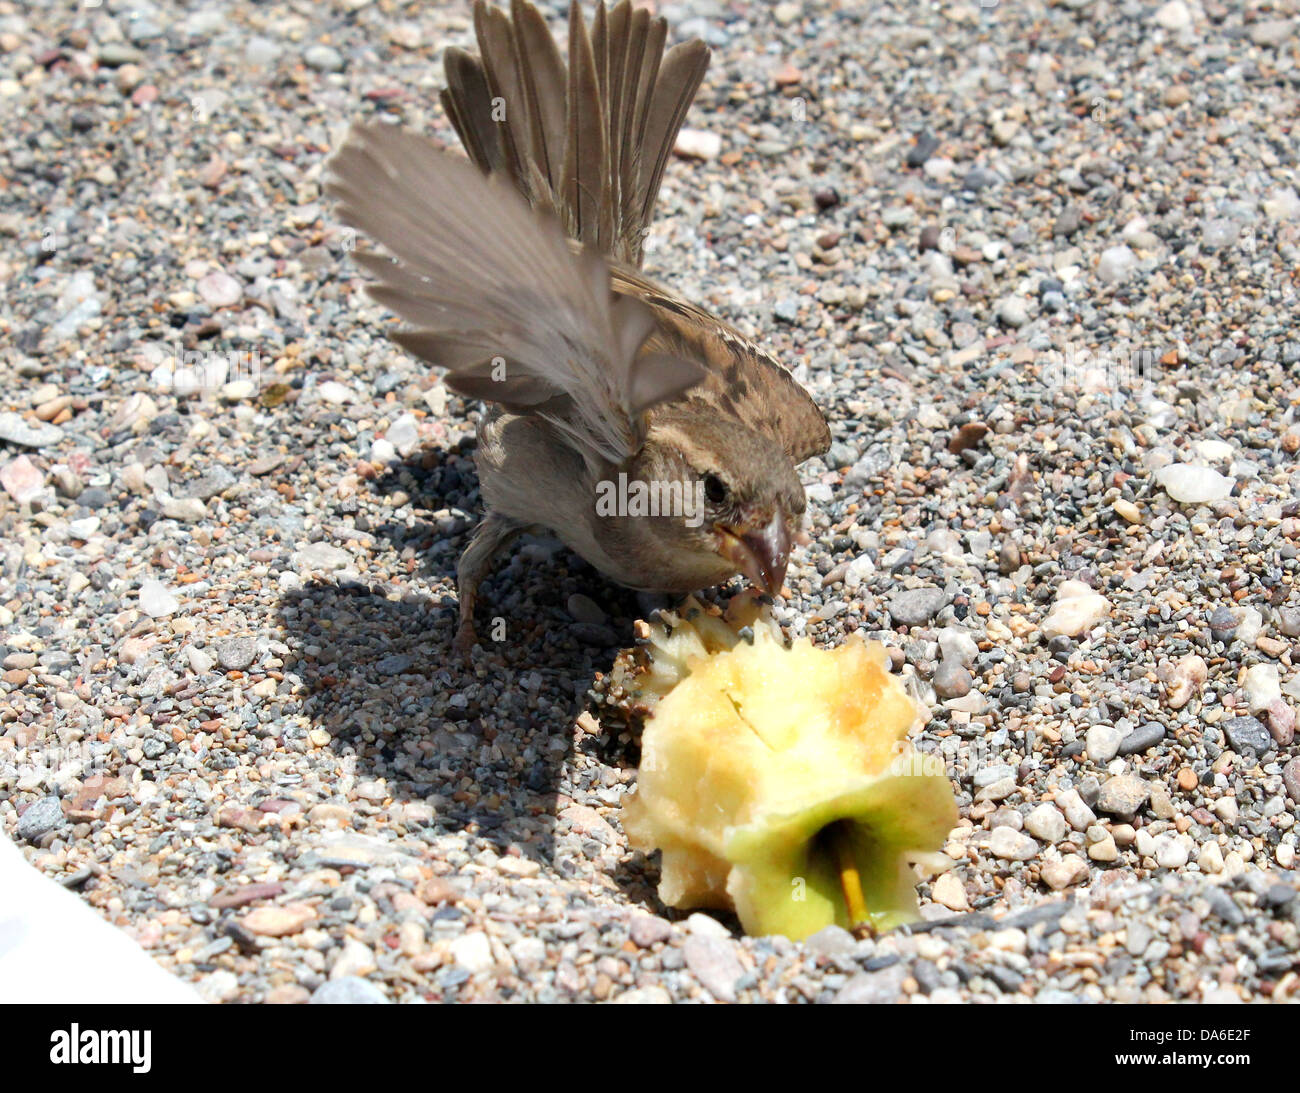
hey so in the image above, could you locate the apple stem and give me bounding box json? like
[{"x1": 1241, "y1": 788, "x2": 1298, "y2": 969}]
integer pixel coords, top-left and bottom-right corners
[{"x1": 826, "y1": 821, "x2": 872, "y2": 936}]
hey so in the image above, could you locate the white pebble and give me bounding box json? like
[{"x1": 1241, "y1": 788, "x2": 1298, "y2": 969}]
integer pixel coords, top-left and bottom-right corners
[{"x1": 1154, "y1": 463, "x2": 1233, "y2": 504}]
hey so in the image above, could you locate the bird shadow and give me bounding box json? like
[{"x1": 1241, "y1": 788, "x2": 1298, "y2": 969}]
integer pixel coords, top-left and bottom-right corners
[{"x1": 279, "y1": 440, "x2": 732, "y2": 918}]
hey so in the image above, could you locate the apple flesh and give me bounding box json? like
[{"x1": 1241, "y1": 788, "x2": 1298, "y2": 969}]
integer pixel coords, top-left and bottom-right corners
[{"x1": 621, "y1": 595, "x2": 958, "y2": 940}]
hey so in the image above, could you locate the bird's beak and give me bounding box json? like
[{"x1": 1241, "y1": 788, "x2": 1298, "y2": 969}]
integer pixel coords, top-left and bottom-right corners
[{"x1": 716, "y1": 512, "x2": 790, "y2": 596}]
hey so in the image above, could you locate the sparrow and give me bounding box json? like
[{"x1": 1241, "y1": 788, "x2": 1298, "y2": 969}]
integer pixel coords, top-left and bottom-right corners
[{"x1": 327, "y1": 0, "x2": 830, "y2": 654}]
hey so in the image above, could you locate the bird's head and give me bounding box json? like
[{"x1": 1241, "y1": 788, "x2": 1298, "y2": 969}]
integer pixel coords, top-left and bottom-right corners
[{"x1": 620, "y1": 411, "x2": 807, "y2": 596}]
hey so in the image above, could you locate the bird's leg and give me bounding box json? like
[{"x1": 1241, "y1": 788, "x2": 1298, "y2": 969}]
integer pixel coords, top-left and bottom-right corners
[{"x1": 454, "y1": 512, "x2": 525, "y2": 659}]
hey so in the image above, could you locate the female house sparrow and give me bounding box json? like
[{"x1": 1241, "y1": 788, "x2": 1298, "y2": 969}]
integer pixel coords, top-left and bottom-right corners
[{"x1": 327, "y1": 0, "x2": 829, "y2": 653}]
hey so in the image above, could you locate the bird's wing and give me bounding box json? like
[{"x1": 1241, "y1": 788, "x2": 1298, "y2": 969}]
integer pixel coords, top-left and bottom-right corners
[
  {"x1": 441, "y1": 0, "x2": 709, "y2": 268},
  {"x1": 327, "y1": 122, "x2": 705, "y2": 463},
  {"x1": 612, "y1": 267, "x2": 831, "y2": 465}
]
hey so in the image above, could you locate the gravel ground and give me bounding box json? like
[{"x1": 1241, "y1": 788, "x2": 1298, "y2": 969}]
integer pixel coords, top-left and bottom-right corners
[{"x1": 2, "y1": 0, "x2": 1299, "y2": 1004}]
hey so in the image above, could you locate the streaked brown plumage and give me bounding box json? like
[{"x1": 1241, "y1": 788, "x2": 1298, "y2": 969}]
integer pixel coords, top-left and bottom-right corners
[{"x1": 327, "y1": 0, "x2": 829, "y2": 653}]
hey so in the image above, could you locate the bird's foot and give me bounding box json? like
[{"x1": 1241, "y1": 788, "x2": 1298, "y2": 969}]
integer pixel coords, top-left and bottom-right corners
[{"x1": 453, "y1": 618, "x2": 478, "y2": 663}]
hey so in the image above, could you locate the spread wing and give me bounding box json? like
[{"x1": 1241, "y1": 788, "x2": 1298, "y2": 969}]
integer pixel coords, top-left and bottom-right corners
[{"x1": 326, "y1": 122, "x2": 705, "y2": 463}]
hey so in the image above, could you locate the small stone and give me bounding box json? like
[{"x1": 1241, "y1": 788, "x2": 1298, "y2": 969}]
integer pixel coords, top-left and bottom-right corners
[
  {"x1": 931, "y1": 871, "x2": 969, "y2": 911},
  {"x1": 1155, "y1": 463, "x2": 1233, "y2": 504},
  {"x1": 1085, "y1": 724, "x2": 1123, "y2": 764},
  {"x1": 293, "y1": 542, "x2": 351, "y2": 572},
  {"x1": 674, "y1": 128, "x2": 721, "y2": 160},
  {"x1": 216, "y1": 635, "x2": 257, "y2": 671},
  {"x1": 995, "y1": 297, "x2": 1028, "y2": 327},
  {"x1": 448, "y1": 931, "x2": 494, "y2": 972},
  {"x1": 17, "y1": 796, "x2": 64, "y2": 842},
  {"x1": 567, "y1": 593, "x2": 607, "y2": 625},
  {"x1": 932, "y1": 658, "x2": 973, "y2": 700},
  {"x1": 1154, "y1": 1, "x2": 1191, "y2": 31},
  {"x1": 1117, "y1": 722, "x2": 1165, "y2": 756},
  {"x1": 1055, "y1": 788, "x2": 1096, "y2": 831},
  {"x1": 197, "y1": 271, "x2": 243, "y2": 308},
  {"x1": 988, "y1": 827, "x2": 1038, "y2": 861},
  {"x1": 1042, "y1": 580, "x2": 1109, "y2": 638},
  {"x1": 375, "y1": 653, "x2": 414, "y2": 675},
  {"x1": 1165, "y1": 653, "x2": 1207, "y2": 709},
  {"x1": 682, "y1": 936, "x2": 744, "y2": 1002},
  {"x1": 1263, "y1": 699, "x2": 1295, "y2": 746},
  {"x1": 217, "y1": 379, "x2": 254, "y2": 402},
  {"x1": 241, "y1": 902, "x2": 316, "y2": 937},
  {"x1": 304, "y1": 44, "x2": 344, "y2": 72},
  {"x1": 0, "y1": 412, "x2": 62, "y2": 449},
  {"x1": 1112, "y1": 499, "x2": 1141, "y2": 524},
  {"x1": 139, "y1": 579, "x2": 180, "y2": 618},
  {"x1": 804, "y1": 925, "x2": 857, "y2": 958},
  {"x1": 1250, "y1": 19, "x2": 1295, "y2": 48},
  {"x1": 1024, "y1": 803, "x2": 1067, "y2": 844},
  {"x1": 1096, "y1": 775, "x2": 1150, "y2": 818},
  {"x1": 1222, "y1": 716, "x2": 1270, "y2": 758},
  {"x1": 1155, "y1": 837, "x2": 1189, "y2": 870},
  {"x1": 629, "y1": 915, "x2": 673, "y2": 948},
  {"x1": 330, "y1": 938, "x2": 378, "y2": 979},
  {"x1": 1087, "y1": 834, "x2": 1119, "y2": 862},
  {"x1": 1198, "y1": 841, "x2": 1224, "y2": 874},
  {"x1": 834, "y1": 964, "x2": 907, "y2": 1004},
  {"x1": 1176, "y1": 766, "x2": 1199, "y2": 792},
  {"x1": 888, "y1": 586, "x2": 947, "y2": 626},
  {"x1": 310, "y1": 977, "x2": 389, "y2": 1004},
  {"x1": 197, "y1": 970, "x2": 240, "y2": 1003},
  {"x1": 0, "y1": 455, "x2": 45, "y2": 503},
  {"x1": 315, "y1": 381, "x2": 355, "y2": 405},
  {"x1": 1041, "y1": 854, "x2": 1088, "y2": 890},
  {"x1": 937, "y1": 626, "x2": 979, "y2": 666},
  {"x1": 385, "y1": 414, "x2": 420, "y2": 457},
  {"x1": 161, "y1": 497, "x2": 207, "y2": 523},
  {"x1": 1096, "y1": 244, "x2": 1137, "y2": 284},
  {"x1": 1243, "y1": 664, "x2": 1281, "y2": 712},
  {"x1": 611, "y1": 986, "x2": 672, "y2": 1004}
]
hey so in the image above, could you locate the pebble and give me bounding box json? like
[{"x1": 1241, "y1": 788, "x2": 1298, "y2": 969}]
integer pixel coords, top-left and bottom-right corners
[
  {"x1": 310, "y1": 977, "x2": 389, "y2": 1004},
  {"x1": 1117, "y1": 722, "x2": 1164, "y2": 756},
  {"x1": 1095, "y1": 775, "x2": 1150, "y2": 819},
  {"x1": 1055, "y1": 788, "x2": 1097, "y2": 831},
  {"x1": 304, "y1": 44, "x2": 344, "y2": 72},
  {"x1": 888, "y1": 586, "x2": 947, "y2": 626},
  {"x1": 1041, "y1": 855, "x2": 1088, "y2": 890},
  {"x1": 1242, "y1": 664, "x2": 1280, "y2": 712},
  {"x1": 674, "y1": 128, "x2": 721, "y2": 160},
  {"x1": 1222, "y1": 716, "x2": 1270, "y2": 758},
  {"x1": 216, "y1": 635, "x2": 258, "y2": 671},
  {"x1": 682, "y1": 936, "x2": 744, "y2": 1002},
  {"x1": 1154, "y1": 1, "x2": 1191, "y2": 31},
  {"x1": 197, "y1": 270, "x2": 243, "y2": 308},
  {"x1": 1085, "y1": 725, "x2": 1123, "y2": 764},
  {"x1": 17, "y1": 796, "x2": 64, "y2": 842},
  {"x1": 932, "y1": 658, "x2": 973, "y2": 699},
  {"x1": 293, "y1": 542, "x2": 352, "y2": 572},
  {"x1": 1024, "y1": 803, "x2": 1068, "y2": 844},
  {"x1": 242, "y1": 903, "x2": 316, "y2": 937},
  {"x1": 1155, "y1": 464, "x2": 1233, "y2": 504},
  {"x1": 1042, "y1": 580, "x2": 1109, "y2": 639},
  {"x1": 1096, "y1": 245, "x2": 1137, "y2": 284},
  {"x1": 0, "y1": 412, "x2": 62, "y2": 449},
  {"x1": 138, "y1": 580, "x2": 180, "y2": 618},
  {"x1": 988, "y1": 827, "x2": 1037, "y2": 861},
  {"x1": 0, "y1": 455, "x2": 45, "y2": 503}
]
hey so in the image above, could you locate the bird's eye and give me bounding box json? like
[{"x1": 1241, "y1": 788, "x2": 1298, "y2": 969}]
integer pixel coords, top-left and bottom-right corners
[{"x1": 703, "y1": 473, "x2": 728, "y2": 504}]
